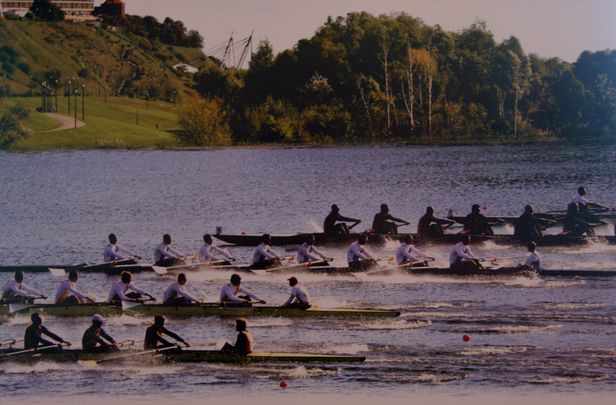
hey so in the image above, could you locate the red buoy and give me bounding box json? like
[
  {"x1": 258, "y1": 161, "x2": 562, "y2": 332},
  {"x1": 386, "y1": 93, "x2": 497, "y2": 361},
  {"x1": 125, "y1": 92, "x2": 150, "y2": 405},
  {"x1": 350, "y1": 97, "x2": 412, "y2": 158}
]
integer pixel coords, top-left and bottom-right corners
[
  {"x1": 280, "y1": 381, "x2": 288, "y2": 388},
  {"x1": 463, "y1": 334, "x2": 470, "y2": 342}
]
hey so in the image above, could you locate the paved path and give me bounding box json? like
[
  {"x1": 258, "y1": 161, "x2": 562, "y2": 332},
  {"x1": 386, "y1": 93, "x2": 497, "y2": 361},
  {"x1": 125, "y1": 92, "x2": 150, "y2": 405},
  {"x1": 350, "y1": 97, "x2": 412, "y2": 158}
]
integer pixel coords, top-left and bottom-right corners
[{"x1": 42, "y1": 113, "x2": 86, "y2": 132}]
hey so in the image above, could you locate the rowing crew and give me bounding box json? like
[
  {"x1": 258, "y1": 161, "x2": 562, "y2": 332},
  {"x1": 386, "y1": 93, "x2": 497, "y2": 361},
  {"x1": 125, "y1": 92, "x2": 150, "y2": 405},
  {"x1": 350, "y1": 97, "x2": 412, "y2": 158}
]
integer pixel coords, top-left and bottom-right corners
[{"x1": 20, "y1": 313, "x2": 254, "y2": 356}]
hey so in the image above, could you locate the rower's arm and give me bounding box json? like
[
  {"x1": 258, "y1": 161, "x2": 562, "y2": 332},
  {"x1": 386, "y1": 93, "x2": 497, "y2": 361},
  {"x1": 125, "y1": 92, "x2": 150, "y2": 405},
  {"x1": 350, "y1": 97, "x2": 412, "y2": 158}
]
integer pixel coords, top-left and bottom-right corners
[
  {"x1": 389, "y1": 215, "x2": 409, "y2": 224},
  {"x1": 162, "y1": 327, "x2": 187, "y2": 344},
  {"x1": 410, "y1": 246, "x2": 431, "y2": 259},
  {"x1": 338, "y1": 214, "x2": 360, "y2": 223},
  {"x1": 41, "y1": 326, "x2": 65, "y2": 344},
  {"x1": 221, "y1": 286, "x2": 248, "y2": 304},
  {"x1": 310, "y1": 246, "x2": 328, "y2": 260},
  {"x1": 239, "y1": 286, "x2": 263, "y2": 302},
  {"x1": 212, "y1": 245, "x2": 233, "y2": 259},
  {"x1": 18, "y1": 282, "x2": 43, "y2": 297},
  {"x1": 167, "y1": 246, "x2": 185, "y2": 259},
  {"x1": 99, "y1": 329, "x2": 116, "y2": 344},
  {"x1": 105, "y1": 246, "x2": 126, "y2": 261},
  {"x1": 178, "y1": 288, "x2": 200, "y2": 303},
  {"x1": 66, "y1": 285, "x2": 88, "y2": 301},
  {"x1": 359, "y1": 246, "x2": 375, "y2": 261},
  {"x1": 436, "y1": 217, "x2": 455, "y2": 226},
  {"x1": 117, "y1": 244, "x2": 140, "y2": 258}
]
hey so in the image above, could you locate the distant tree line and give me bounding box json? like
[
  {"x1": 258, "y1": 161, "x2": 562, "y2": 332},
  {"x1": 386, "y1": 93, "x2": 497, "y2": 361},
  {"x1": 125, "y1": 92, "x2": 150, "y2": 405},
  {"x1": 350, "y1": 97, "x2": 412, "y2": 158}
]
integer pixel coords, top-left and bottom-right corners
[
  {"x1": 122, "y1": 15, "x2": 204, "y2": 49},
  {"x1": 182, "y1": 12, "x2": 616, "y2": 145}
]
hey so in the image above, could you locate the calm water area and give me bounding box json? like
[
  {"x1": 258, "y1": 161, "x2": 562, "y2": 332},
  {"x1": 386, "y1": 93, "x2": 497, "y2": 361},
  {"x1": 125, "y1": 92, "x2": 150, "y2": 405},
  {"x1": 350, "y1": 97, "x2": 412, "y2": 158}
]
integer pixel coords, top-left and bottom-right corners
[{"x1": 0, "y1": 144, "x2": 615, "y2": 401}]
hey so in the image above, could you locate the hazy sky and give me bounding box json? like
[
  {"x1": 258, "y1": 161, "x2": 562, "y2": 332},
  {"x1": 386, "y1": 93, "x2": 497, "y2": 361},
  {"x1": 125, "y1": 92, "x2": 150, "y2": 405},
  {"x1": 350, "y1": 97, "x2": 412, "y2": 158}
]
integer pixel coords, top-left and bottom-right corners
[{"x1": 113, "y1": 0, "x2": 615, "y2": 62}]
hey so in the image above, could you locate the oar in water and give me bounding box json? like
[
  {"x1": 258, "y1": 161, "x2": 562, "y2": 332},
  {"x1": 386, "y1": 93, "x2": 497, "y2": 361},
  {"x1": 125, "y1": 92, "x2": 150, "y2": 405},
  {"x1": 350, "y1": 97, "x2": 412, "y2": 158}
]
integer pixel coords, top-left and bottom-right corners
[
  {"x1": 0, "y1": 343, "x2": 65, "y2": 358},
  {"x1": 78, "y1": 345, "x2": 182, "y2": 369},
  {"x1": 9, "y1": 303, "x2": 32, "y2": 314},
  {"x1": 120, "y1": 298, "x2": 156, "y2": 311},
  {"x1": 49, "y1": 268, "x2": 66, "y2": 277}
]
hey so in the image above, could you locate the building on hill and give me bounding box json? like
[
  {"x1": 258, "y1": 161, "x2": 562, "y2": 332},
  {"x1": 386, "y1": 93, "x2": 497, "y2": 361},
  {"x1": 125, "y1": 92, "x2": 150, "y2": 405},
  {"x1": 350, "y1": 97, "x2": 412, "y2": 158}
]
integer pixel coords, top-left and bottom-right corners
[
  {"x1": 93, "y1": 0, "x2": 125, "y2": 18},
  {"x1": 0, "y1": 1, "x2": 97, "y2": 22}
]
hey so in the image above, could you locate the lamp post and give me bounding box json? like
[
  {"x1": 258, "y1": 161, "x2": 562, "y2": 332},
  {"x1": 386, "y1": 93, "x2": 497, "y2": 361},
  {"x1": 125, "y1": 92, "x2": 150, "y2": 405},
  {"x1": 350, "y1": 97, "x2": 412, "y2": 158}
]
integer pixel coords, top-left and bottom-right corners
[
  {"x1": 74, "y1": 90, "x2": 78, "y2": 129},
  {"x1": 81, "y1": 82, "x2": 85, "y2": 121},
  {"x1": 67, "y1": 80, "x2": 72, "y2": 115},
  {"x1": 54, "y1": 80, "x2": 58, "y2": 112}
]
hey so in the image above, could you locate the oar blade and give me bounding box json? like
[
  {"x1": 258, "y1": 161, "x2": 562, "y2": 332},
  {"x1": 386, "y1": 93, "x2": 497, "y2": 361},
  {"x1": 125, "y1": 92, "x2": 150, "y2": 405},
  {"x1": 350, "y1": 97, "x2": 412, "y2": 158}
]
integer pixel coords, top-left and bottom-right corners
[
  {"x1": 78, "y1": 360, "x2": 99, "y2": 369},
  {"x1": 151, "y1": 266, "x2": 168, "y2": 275},
  {"x1": 49, "y1": 268, "x2": 66, "y2": 277},
  {"x1": 8, "y1": 303, "x2": 30, "y2": 314},
  {"x1": 121, "y1": 300, "x2": 143, "y2": 311}
]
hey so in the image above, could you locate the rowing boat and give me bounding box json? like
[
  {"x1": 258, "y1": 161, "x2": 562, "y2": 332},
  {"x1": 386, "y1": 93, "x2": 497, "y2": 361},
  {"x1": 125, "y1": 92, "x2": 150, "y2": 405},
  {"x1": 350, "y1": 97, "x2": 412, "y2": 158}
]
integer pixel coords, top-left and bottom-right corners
[
  {"x1": 0, "y1": 348, "x2": 365, "y2": 364},
  {"x1": 1, "y1": 302, "x2": 400, "y2": 318},
  {"x1": 0, "y1": 260, "x2": 153, "y2": 274}
]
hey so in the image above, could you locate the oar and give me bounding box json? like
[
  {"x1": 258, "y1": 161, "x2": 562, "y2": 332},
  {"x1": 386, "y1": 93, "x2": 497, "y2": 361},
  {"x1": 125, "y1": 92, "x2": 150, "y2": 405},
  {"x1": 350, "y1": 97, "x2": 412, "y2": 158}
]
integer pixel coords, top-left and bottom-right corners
[
  {"x1": 0, "y1": 344, "x2": 62, "y2": 358},
  {"x1": 0, "y1": 338, "x2": 23, "y2": 347},
  {"x1": 49, "y1": 268, "x2": 66, "y2": 277},
  {"x1": 78, "y1": 345, "x2": 181, "y2": 369},
  {"x1": 151, "y1": 266, "x2": 169, "y2": 275},
  {"x1": 266, "y1": 261, "x2": 312, "y2": 273},
  {"x1": 121, "y1": 300, "x2": 151, "y2": 311},
  {"x1": 9, "y1": 303, "x2": 32, "y2": 314}
]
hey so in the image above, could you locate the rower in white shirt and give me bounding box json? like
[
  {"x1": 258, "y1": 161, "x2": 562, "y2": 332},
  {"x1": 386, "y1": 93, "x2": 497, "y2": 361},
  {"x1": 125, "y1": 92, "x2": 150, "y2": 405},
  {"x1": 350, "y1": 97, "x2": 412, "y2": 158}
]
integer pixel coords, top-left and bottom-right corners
[
  {"x1": 103, "y1": 233, "x2": 142, "y2": 263},
  {"x1": 250, "y1": 234, "x2": 282, "y2": 270},
  {"x1": 347, "y1": 234, "x2": 377, "y2": 270},
  {"x1": 197, "y1": 234, "x2": 234, "y2": 264},
  {"x1": 571, "y1": 186, "x2": 607, "y2": 211},
  {"x1": 449, "y1": 234, "x2": 483, "y2": 271},
  {"x1": 163, "y1": 273, "x2": 201, "y2": 305},
  {"x1": 1, "y1": 271, "x2": 46, "y2": 303},
  {"x1": 220, "y1": 274, "x2": 266, "y2": 305},
  {"x1": 282, "y1": 277, "x2": 311, "y2": 309},
  {"x1": 108, "y1": 271, "x2": 155, "y2": 303},
  {"x1": 396, "y1": 235, "x2": 435, "y2": 267},
  {"x1": 55, "y1": 270, "x2": 95, "y2": 304},
  {"x1": 154, "y1": 234, "x2": 186, "y2": 267},
  {"x1": 296, "y1": 234, "x2": 331, "y2": 265},
  {"x1": 523, "y1": 241, "x2": 541, "y2": 270}
]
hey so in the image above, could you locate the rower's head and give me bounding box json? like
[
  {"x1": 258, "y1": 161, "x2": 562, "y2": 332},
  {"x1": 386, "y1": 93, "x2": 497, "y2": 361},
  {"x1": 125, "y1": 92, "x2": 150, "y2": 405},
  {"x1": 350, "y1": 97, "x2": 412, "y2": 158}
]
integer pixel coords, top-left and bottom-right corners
[
  {"x1": 426, "y1": 206, "x2": 434, "y2": 215},
  {"x1": 14, "y1": 271, "x2": 24, "y2": 283},
  {"x1": 331, "y1": 204, "x2": 339, "y2": 213},
  {"x1": 154, "y1": 315, "x2": 165, "y2": 327},
  {"x1": 163, "y1": 234, "x2": 172, "y2": 245},
  {"x1": 524, "y1": 205, "x2": 534, "y2": 214},
  {"x1": 92, "y1": 314, "x2": 104, "y2": 327},
  {"x1": 31, "y1": 312, "x2": 42, "y2": 326},
  {"x1": 288, "y1": 276, "x2": 298, "y2": 287},
  {"x1": 358, "y1": 234, "x2": 367, "y2": 245},
  {"x1": 203, "y1": 234, "x2": 213, "y2": 244},
  {"x1": 68, "y1": 270, "x2": 78, "y2": 282},
  {"x1": 120, "y1": 271, "x2": 132, "y2": 284},
  {"x1": 177, "y1": 273, "x2": 187, "y2": 285},
  {"x1": 471, "y1": 204, "x2": 481, "y2": 214},
  {"x1": 305, "y1": 234, "x2": 315, "y2": 245},
  {"x1": 262, "y1": 234, "x2": 271, "y2": 245},
  {"x1": 578, "y1": 186, "x2": 586, "y2": 196},
  {"x1": 380, "y1": 204, "x2": 389, "y2": 213},
  {"x1": 403, "y1": 235, "x2": 413, "y2": 245},
  {"x1": 108, "y1": 233, "x2": 117, "y2": 244},
  {"x1": 235, "y1": 318, "x2": 247, "y2": 332},
  {"x1": 461, "y1": 232, "x2": 471, "y2": 245},
  {"x1": 527, "y1": 241, "x2": 537, "y2": 253},
  {"x1": 230, "y1": 273, "x2": 241, "y2": 286}
]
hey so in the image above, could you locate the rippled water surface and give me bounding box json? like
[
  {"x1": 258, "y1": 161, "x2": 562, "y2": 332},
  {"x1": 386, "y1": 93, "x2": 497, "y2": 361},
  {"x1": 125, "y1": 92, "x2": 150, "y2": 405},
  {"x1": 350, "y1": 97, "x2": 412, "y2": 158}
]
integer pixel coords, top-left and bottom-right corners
[{"x1": 0, "y1": 144, "x2": 615, "y2": 399}]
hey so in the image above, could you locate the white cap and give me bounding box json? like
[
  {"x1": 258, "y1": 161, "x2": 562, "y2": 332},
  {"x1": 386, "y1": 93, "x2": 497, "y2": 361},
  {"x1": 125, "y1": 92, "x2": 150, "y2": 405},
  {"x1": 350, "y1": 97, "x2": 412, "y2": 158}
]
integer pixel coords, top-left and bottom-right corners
[{"x1": 92, "y1": 314, "x2": 104, "y2": 323}]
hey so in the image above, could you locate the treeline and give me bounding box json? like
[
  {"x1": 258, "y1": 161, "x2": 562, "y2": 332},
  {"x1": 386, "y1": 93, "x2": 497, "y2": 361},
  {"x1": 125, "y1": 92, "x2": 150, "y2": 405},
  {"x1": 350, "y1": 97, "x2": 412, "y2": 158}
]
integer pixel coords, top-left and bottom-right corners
[
  {"x1": 119, "y1": 15, "x2": 204, "y2": 49},
  {"x1": 181, "y1": 12, "x2": 616, "y2": 145}
]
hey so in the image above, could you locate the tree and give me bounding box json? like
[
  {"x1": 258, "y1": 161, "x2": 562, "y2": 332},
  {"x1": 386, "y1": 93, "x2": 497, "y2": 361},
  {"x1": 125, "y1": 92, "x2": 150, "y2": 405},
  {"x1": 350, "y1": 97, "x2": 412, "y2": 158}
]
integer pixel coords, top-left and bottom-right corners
[
  {"x1": 0, "y1": 104, "x2": 30, "y2": 149},
  {"x1": 29, "y1": 0, "x2": 65, "y2": 21},
  {"x1": 176, "y1": 97, "x2": 232, "y2": 146}
]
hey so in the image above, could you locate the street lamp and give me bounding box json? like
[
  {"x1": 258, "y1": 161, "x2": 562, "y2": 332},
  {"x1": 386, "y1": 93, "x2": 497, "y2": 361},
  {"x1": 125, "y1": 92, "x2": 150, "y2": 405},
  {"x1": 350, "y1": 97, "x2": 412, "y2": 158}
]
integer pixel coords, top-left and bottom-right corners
[
  {"x1": 81, "y1": 82, "x2": 85, "y2": 121},
  {"x1": 54, "y1": 79, "x2": 58, "y2": 112},
  {"x1": 74, "y1": 89, "x2": 79, "y2": 129},
  {"x1": 67, "y1": 79, "x2": 72, "y2": 115}
]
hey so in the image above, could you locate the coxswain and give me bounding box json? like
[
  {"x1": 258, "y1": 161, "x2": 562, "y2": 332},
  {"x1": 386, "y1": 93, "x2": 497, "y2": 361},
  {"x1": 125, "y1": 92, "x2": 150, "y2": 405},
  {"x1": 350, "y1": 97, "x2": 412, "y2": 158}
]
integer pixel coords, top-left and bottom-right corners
[
  {"x1": 1, "y1": 271, "x2": 46, "y2": 303},
  {"x1": 523, "y1": 241, "x2": 541, "y2": 270},
  {"x1": 154, "y1": 234, "x2": 186, "y2": 267},
  {"x1": 562, "y1": 203, "x2": 595, "y2": 236},
  {"x1": 371, "y1": 204, "x2": 410, "y2": 235},
  {"x1": 82, "y1": 314, "x2": 118, "y2": 353},
  {"x1": 221, "y1": 318, "x2": 253, "y2": 356},
  {"x1": 144, "y1": 315, "x2": 190, "y2": 350},
  {"x1": 24, "y1": 313, "x2": 69, "y2": 350},
  {"x1": 197, "y1": 234, "x2": 234, "y2": 264},
  {"x1": 395, "y1": 235, "x2": 434, "y2": 267},
  {"x1": 163, "y1": 273, "x2": 201, "y2": 305},
  {"x1": 108, "y1": 271, "x2": 155, "y2": 303},
  {"x1": 417, "y1": 206, "x2": 454, "y2": 238},
  {"x1": 55, "y1": 270, "x2": 95, "y2": 304},
  {"x1": 347, "y1": 234, "x2": 377, "y2": 271},
  {"x1": 463, "y1": 204, "x2": 494, "y2": 236},
  {"x1": 220, "y1": 274, "x2": 266, "y2": 305},
  {"x1": 323, "y1": 204, "x2": 361, "y2": 237},
  {"x1": 514, "y1": 205, "x2": 543, "y2": 243},
  {"x1": 296, "y1": 234, "x2": 331, "y2": 266},
  {"x1": 103, "y1": 233, "x2": 142, "y2": 263},
  {"x1": 281, "y1": 277, "x2": 311, "y2": 309},
  {"x1": 449, "y1": 233, "x2": 483, "y2": 271},
  {"x1": 250, "y1": 234, "x2": 282, "y2": 270}
]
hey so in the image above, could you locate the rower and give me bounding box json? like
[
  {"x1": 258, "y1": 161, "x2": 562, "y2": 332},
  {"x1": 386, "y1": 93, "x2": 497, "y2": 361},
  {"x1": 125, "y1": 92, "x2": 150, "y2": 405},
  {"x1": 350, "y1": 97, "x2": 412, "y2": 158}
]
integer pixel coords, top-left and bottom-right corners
[
  {"x1": 449, "y1": 233, "x2": 483, "y2": 271},
  {"x1": 371, "y1": 204, "x2": 409, "y2": 235},
  {"x1": 323, "y1": 204, "x2": 361, "y2": 237},
  {"x1": 524, "y1": 241, "x2": 541, "y2": 270},
  {"x1": 197, "y1": 234, "x2": 235, "y2": 264},
  {"x1": 24, "y1": 313, "x2": 70, "y2": 350},
  {"x1": 417, "y1": 206, "x2": 454, "y2": 238},
  {"x1": 562, "y1": 203, "x2": 595, "y2": 236},
  {"x1": 250, "y1": 234, "x2": 282, "y2": 270},
  {"x1": 296, "y1": 234, "x2": 331, "y2": 266},
  {"x1": 154, "y1": 234, "x2": 186, "y2": 267},
  {"x1": 282, "y1": 277, "x2": 311, "y2": 309},
  {"x1": 55, "y1": 270, "x2": 95, "y2": 304},
  {"x1": 571, "y1": 186, "x2": 607, "y2": 211},
  {"x1": 82, "y1": 314, "x2": 118, "y2": 353},
  {"x1": 163, "y1": 273, "x2": 201, "y2": 305},
  {"x1": 108, "y1": 271, "x2": 155, "y2": 303},
  {"x1": 221, "y1": 318, "x2": 253, "y2": 356},
  {"x1": 395, "y1": 235, "x2": 434, "y2": 267},
  {"x1": 1, "y1": 271, "x2": 46, "y2": 304},
  {"x1": 103, "y1": 233, "x2": 142, "y2": 263},
  {"x1": 462, "y1": 204, "x2": 494, "y2": 236},
  {"x1": 220, "y1": 274, "x2": 266, "y2": 305},
  {"x1": 144, "y1": 315, "x2": 190, "y2": 350},
  {"x1": 347, "y1": 234, "x2": 377, "y2": 271},
  {"x1": 514, "y1": 205, "x2": 543, "y2": 243}
]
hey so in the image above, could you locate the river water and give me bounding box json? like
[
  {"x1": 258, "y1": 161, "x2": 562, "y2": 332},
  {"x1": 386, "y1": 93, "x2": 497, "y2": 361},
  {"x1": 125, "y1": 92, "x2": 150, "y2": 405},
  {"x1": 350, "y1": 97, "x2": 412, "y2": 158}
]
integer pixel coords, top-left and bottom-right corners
[{"x1": 0, "y1": 144, "x2": 615, "y2": 402}]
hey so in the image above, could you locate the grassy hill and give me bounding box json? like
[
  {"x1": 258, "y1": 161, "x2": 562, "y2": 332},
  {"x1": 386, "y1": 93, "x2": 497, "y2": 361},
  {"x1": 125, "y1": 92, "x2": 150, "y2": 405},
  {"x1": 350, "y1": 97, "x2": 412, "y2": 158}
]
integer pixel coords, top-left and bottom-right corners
[{"x1": 0, "y1": 18, "x2": 206, "y2": 100}]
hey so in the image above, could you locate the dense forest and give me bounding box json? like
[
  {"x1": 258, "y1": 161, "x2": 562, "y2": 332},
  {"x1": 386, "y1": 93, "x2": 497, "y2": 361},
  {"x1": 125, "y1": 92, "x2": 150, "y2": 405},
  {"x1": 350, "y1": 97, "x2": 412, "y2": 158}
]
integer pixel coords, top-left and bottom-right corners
[{"x1": 182, "y1": 12, "x2": 616, "y2": 145}]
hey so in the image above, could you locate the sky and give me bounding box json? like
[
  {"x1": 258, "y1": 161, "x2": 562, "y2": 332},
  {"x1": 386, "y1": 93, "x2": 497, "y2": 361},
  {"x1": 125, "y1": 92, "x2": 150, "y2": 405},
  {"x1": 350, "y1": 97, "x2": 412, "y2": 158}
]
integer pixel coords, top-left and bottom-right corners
[{"x1": 108, "y1": 0, "x2": 616, "y2": 62}]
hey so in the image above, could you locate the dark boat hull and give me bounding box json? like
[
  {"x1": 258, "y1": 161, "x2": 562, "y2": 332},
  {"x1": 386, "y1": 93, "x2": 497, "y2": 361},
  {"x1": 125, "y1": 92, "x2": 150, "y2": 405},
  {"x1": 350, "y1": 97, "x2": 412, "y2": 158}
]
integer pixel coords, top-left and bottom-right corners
[{"x1": 0, "y1": 260, "x2": 153, "y2": 274}]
